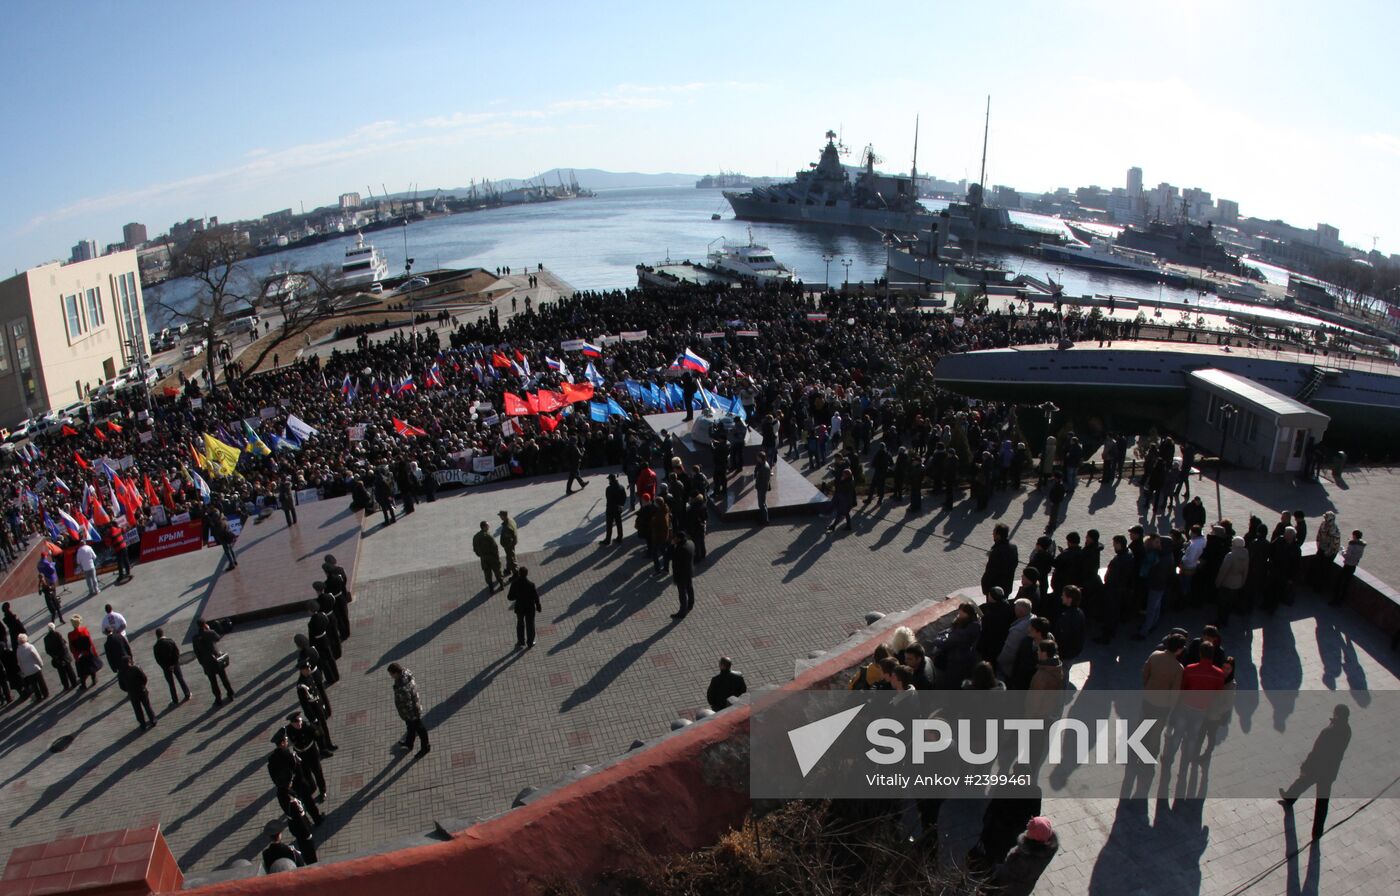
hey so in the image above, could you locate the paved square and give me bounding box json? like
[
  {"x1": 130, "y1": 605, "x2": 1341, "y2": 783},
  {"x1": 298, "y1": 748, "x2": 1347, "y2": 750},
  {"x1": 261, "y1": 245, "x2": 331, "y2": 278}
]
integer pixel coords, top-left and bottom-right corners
[{"x1": 1, "y1": 464, "x2": 1398, "y2": 895}]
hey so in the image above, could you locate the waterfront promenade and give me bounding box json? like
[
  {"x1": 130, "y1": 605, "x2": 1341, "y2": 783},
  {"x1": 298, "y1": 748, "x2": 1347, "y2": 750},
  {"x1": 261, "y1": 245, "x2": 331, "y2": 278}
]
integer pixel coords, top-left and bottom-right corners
[{"x1": 1, "y1": 463, "x2": 1397, "y2": 894}]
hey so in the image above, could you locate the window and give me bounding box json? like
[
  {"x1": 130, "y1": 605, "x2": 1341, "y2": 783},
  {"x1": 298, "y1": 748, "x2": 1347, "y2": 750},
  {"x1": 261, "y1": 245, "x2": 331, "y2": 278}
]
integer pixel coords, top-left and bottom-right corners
[
  {"x1": 85, "y1": 287, "x2": 104, "y2": 328},
  {"x1": 11, "y1": 320, "x2": 35, "y2": 401},
  {"x1": 0, "y1": 333, "x2": 9, "y2": 374},
  {"x1": 64, "y1": 294, "x2": 84, "y2": 339}
]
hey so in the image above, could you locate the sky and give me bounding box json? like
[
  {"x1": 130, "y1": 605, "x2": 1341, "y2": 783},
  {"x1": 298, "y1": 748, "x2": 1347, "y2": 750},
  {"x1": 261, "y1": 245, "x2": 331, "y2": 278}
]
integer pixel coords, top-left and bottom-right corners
[{"x1": 3, "y1": 0, "x2": 1398, "y2": 274}]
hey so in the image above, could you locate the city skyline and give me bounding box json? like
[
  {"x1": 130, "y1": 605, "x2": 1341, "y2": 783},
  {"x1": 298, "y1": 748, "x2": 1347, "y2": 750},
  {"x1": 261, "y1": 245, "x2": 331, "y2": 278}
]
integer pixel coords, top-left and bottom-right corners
[{"x1": 3, "y1": 0, "x2": 1397, "y2": 274}]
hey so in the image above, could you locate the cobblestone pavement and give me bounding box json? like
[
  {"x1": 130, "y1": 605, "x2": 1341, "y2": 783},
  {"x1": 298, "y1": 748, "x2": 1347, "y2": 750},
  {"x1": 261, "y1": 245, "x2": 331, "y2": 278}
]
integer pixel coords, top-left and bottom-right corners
[{"x1": 2, "y1": 463, "x2": 1399, "y2": 895}]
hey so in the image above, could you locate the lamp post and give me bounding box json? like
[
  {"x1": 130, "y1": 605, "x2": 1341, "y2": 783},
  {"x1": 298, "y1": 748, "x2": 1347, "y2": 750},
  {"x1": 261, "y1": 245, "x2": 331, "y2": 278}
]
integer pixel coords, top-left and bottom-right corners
[
  {"x1": 401, "y1": 219, "x2": 416, "y2": 341},
  {"x1": 821, "y1": 254, "x2": 833, "y2": 292},
  {"x1": 841, "y1": 258, "x2": 853, "y2": 287},
  {"x1": 1215, "y1": 402, "x2": 1236, "y2": 521}
]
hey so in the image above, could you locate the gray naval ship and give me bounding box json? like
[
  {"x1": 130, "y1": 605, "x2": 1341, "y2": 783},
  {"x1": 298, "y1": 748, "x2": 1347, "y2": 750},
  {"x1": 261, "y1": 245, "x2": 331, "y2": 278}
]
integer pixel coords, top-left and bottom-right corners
[{"x1": 724, "y1": 131, "x2": 929, "y2": 232}]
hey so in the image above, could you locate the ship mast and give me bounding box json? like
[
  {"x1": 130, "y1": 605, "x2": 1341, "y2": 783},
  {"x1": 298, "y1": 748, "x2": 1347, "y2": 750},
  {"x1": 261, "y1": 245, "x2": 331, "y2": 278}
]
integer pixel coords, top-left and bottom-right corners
[{"x1": 972, "y1": 96, "x2": 990, "y2": 263}]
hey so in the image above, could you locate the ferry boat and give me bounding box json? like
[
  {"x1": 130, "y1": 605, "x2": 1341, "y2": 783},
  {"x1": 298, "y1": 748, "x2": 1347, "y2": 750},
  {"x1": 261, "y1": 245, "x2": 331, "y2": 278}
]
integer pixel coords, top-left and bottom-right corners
[
  {"x1": 707, "y1": 230, "x2": 794, "y2": 284},
  {"x1": 724, "y1": 130, "x2": 928, "y2": 233},
  {"x1": 336, "y1": 233, "x2": 389, "y2": 289}
]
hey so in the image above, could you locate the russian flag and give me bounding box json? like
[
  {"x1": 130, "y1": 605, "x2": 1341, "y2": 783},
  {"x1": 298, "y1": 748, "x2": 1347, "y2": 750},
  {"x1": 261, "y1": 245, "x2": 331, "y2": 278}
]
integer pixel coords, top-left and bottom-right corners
[
  {"x1": 580, "y1": 341, "x2": 603, "y2": 358},
  {"x1": 545, "y1": 356, "x2": 564, "y2": 373},
  {"x1": 396, "y1": 375, "x2": 416, "y2": 394},
  {"x1": 56, "y1": 508, "x2": 83, "y2": 541},
  {"x1": 676, "y1": 348, "x2": 709, "y2": 374},
  {"x1": 426, "y1": 363, "x2": 445, "y2": 387},
  {"x1": 341, "y1": 374, "x2": 358, "y2": 402}
]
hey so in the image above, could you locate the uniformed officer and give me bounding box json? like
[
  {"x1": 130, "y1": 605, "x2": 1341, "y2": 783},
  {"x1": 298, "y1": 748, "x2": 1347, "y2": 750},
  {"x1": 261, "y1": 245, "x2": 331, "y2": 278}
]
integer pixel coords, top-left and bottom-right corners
[
  {"x1": 497, "y1": 511, "x2": 519, "y2": 576},
  {"x1": 306, "y1": 601, "x2": 340, "y2": 683},
  {"x1": 296, "y1": 664, "x2": 336, "y2": 751},
  {"x1": 322, "y1": 555, "x2": 351, "y2": 640},
  {"x1": 267, "y1": 728, "x2": 323, "y2": 824},
  {"x1": 284, "y1": 796, "x2": 319, "y2": 864},
  {"x1": 285, "y1": 711, "x2": 329, "y2": 800}
]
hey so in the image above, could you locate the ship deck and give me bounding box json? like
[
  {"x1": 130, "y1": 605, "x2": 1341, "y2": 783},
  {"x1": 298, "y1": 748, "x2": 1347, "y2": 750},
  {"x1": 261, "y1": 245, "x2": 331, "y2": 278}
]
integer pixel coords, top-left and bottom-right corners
[{"x1": 991, "y1": 339, "x2": 1400, "y2": 378}]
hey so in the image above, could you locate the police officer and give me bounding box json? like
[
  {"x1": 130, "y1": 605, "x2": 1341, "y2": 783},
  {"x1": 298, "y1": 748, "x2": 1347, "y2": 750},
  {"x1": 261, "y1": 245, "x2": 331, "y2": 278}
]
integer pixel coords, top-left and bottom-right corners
[
  {"x1": 293, "y1": 635, "x2": 332, "y2": 714},
  {"x1": 285, "y1": 711, "x2": 329, "y2": 801},
  {"x1": 307, "y1": 601, "x2": 340, "y2": 683},
  {"x1": 296, "y1": 663, "x2": 336, "y2": 751},
  {"x1": 267, "y1": 727, "x2": 323, "y2": 824},
  {"x1": 321, "y1": 555, "x2": 351, "y2": 640},
  {"x1": 284, "y1": 796, "x2": 319, "y2": 864}
]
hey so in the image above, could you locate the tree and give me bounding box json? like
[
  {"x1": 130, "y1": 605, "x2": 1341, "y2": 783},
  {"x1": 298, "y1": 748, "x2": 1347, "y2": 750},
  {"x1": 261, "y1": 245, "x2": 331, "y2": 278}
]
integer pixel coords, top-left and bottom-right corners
[
  {"x1": 157, "y1": 228, "x2": 254, "y2": 388},
  {"x1": 239, "y1": 264, "x2": 344, "y2": 374}
]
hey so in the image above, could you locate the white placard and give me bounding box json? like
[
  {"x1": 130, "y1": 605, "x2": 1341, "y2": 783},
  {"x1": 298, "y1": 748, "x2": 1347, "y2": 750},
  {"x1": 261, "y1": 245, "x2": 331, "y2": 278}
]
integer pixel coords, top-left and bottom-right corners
[
  {"x1": 347, "y1": 424, "x2": 366, "y2": 442},
  {"x1": 295, "y1": 487, "x2": 321, "y2": 505},
  {"x1": 190, "y1": 397, "x2": 203, "y2": 409},
  {"x1": 559, "y1": 339, "x2": 585, "y2": 351},
  {"x1": 259, "y1": 406, "x2": 277, "y2": 420},
  {"x1": 471, "y1": 455, "x2": 495, "y2": 473}
]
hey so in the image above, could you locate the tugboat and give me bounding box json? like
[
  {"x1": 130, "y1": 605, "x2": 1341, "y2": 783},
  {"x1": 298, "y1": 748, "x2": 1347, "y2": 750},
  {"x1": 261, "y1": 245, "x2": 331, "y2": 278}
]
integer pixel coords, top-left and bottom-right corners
[{"x1": 724, "y1": 130, "x2": 928, "y2": 232}]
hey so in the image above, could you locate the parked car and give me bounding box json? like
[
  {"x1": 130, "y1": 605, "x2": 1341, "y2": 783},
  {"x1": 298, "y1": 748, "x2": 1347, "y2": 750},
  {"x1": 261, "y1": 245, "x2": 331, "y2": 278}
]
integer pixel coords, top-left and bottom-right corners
[
  {"x1": 6, "y1": 420, "x2": 34, "y2": 443},
  {"x1": 369, "y1": 282, "x2": 384, "y2": 294}
]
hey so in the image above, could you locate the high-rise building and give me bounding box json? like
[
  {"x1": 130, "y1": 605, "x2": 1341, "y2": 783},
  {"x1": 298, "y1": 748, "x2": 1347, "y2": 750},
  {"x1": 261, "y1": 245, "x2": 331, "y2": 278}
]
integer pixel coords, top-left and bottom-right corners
[
  {"x1": 70, "y1": 239, "x2": 99, "y2": 263},
  {"x1": 0, "y1": 251, "x2": 148, "y2": 426},
  {"x1": 339, "y1": 192, "x2": 362, "y2": 209},
  {"x1": 1215, "y1": 199, "x2": 1239, "y2": 224},
  {"x1": 1126, "y1": 167, "x2": 1143, "y2": 197},
  {"x1": 1315, "y1": 223, "x2": 1341, "y2": 248},
  {"x1": 122, "y1": 222, "x2": 148, "y2": 248}
]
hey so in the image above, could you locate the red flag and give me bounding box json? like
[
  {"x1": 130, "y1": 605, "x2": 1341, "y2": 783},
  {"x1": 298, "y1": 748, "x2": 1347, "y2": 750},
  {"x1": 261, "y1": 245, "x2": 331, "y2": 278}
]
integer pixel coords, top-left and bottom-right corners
[
  {"x1": 538, "y1": 412, "x2": 561, "y2": 433},
  {"x1": 160, "y1": 475, "x2": 177, "y2": 510},
  {"x1": 143, "y1": 475, "x2": 161, "y2": 508},
  {"x1": 526, "y1": 391, "x2": 541, "y2": 415},
  {"x1": 89, "y1": 494, "x2": 112, "y2": 527},
  {"x1": 163, "y1": 386, "x2": 179, "y2": 398},
  {"x1": 503, "y1": 392, "x2": 531, "y2": 417},
  {"x1": 513, "y1": 348, "x2": 526, "y2": 363},
  {"x1": 107, "y1": 420, "x2": 123, "y2": 433},
  {"x1": 93, "y1": 428, "x2": 107, "y2": 442},
  {"x1": 491, "y1": 351, "x2": 512, "y2": 369},
  {"x1": 535, "y1": 389, "x2": 566, "y2": 414},
  {"x1": 560, "y1": 381, "x2": 595, "y2": 404},
  {"x1": 393, "y1": 418, "x2": 428, "y2": 438},
  {"x1": 61, "y1": 424, "x2": 79, "y2": 437},
  {"x1": 73, "y1": 451, "x2": 90, "y2": 471}
]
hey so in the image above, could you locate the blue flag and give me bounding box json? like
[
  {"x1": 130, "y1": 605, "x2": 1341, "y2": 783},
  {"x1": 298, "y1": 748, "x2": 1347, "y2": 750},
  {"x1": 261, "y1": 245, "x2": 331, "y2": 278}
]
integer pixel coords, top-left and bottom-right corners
[
  {"x1": 645, "y1": 383, "x2": 663, "y2": 409},
  {"x1": 726, "y1": 393, "x2": 747, "y2": 420},
  {"x1": 624, "y1": 379, "x2": 643, "y2": 402},
  {"x1": 606, "y1": 397, "x2": 630, "y2": 419},
  {"x1": 588, "y1": 401, "x2": 610, "y2": 422},
  {"x1": 667, "y1": 383, "x2": 684, "y2": 410}
]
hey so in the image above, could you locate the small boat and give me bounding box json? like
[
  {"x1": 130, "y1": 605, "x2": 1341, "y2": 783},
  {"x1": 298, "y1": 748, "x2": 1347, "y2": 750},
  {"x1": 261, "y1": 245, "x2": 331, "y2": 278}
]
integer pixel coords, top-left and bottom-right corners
[
  {"x1": 711, "y1": 213, "x2": 722, "y2": 221},
  {"x1": 706, "y1": 229, "x2": 794, "y2": 284}
]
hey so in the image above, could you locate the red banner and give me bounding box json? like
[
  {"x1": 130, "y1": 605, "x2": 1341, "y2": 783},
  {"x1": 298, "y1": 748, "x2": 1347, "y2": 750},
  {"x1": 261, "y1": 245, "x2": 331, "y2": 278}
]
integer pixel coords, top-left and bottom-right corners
[
  {"x1": 139, "y1": 520, "x2": 205, "y2": 564},
  {"x1": 503, "y1": 392, "x2": 531, "y2": 416},
  {"x1": 560, "y1": 381, "x2": 595, "y2": 404}
]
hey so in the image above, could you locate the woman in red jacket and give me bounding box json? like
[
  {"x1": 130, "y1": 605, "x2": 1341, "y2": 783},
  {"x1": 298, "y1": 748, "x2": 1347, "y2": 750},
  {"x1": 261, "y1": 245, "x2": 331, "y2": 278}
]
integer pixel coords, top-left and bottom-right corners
[{"x1": 67, "y1": 615, "x2": 102, "y2": 689}]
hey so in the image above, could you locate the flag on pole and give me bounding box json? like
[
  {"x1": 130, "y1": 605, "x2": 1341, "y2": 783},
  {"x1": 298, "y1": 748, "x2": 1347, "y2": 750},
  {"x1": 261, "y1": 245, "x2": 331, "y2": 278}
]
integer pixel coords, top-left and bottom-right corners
[
  {"x1": 61, "y1": 424, "x2": 79, "y2": 437},
  {"x1": 537, "y1": 412, "x2": 561, "y2": 433},
  {"x1": 73, "y1": 451, "x2": 90, "y2": 471},
  {"x1": 203, "y1": 433, "x2": 242, "y2": 476},
  {"x1": 341, "y1": 373, "x2": 357, "y2": 402},
  {"x1": 426, "y1": 362, "x2": 445, "y2": 387},
  {"x1": 393, "y1": 418, "x2": 428, "y2": 438},
  {"x1": 672, "y1": 348, "x2": 710, "y2": 373},
  {"x1": 56, "y1": 508, "x2": 83, "y2": 541},
  {"x1": 584, "y1": 361, "x2": 606, "y2": 387},
  {"x1": 606, "y1": 397, "x2": 630, "y2": 419},
  {"x1": 241, "y1": 420, "x2": 271, "y2": 456},
  {"x1": 395, "y1": 375, "x2": 416, "y2": 394},
  {"x1": 588, "y1": 401, "x2": 609, "y2": 422},
  {"x1": 189, "y1": 468, "x2": 211, "y2": 504},
  {"x1": 503, "y1": 392, "x2": 531, "y2": 416},
  {"x1": 580, "y1": 341, "x2": 603, "y2": 358}
]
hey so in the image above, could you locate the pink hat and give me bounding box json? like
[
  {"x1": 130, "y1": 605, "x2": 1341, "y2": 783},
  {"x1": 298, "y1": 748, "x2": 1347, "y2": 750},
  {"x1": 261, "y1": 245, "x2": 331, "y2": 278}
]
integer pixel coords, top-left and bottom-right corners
[{"x1": 1025, "y1": 816, "x2": 1054, "y2": 842}]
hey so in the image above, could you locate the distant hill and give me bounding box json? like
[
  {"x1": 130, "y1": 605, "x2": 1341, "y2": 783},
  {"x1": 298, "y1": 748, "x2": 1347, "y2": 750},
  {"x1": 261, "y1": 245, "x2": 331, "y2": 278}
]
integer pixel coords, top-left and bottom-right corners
[{"x1": 388, "y1": 168, "x2": 698, "y2": 200}]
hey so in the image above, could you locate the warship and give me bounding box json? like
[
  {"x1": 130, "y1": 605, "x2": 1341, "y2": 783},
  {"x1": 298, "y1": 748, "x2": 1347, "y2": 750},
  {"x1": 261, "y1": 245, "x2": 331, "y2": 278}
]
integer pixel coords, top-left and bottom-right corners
[{"x1": 724, "y1": 130, "x2": 929, "y2": 232}]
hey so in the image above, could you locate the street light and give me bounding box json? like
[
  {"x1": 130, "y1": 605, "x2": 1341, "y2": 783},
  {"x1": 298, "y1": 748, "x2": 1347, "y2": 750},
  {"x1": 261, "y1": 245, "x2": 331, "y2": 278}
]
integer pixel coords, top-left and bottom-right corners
[
  {"x1": 1215, "y1": 402, "x2": 1236, "y2": 521},
  {"x1": 401, "y1": 219, "x2": 416, "y2": 340},
  {"x1": 841, "y1": 258, "x2": 853, "y2": 286},
  {"x1": 821, "y1": 254, "x2": 833, "y2": 290}
]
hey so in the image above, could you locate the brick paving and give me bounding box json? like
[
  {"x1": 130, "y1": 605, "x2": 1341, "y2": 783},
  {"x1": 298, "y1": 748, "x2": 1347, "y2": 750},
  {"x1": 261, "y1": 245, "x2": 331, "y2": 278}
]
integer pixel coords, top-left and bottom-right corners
[{"x1": 1, "y1": 463, "x2": 1399, "y2": 894}]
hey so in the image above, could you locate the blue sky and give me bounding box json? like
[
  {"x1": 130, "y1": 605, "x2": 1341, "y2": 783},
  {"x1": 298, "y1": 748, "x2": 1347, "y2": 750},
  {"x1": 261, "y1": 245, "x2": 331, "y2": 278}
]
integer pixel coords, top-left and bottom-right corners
[{"x1": 3, "y1": 0, "x2": 1397, "y2": 273}]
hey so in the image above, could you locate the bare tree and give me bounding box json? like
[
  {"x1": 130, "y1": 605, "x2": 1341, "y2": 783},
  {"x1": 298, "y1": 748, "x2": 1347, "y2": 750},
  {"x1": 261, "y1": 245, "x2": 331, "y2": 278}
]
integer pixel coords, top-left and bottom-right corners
[
  {"x1": 156, "y1": 227, "x2": 255, "y2": 387},
  {"x1": 239, "y1": 263, "x2": 346, "y2": 373}
]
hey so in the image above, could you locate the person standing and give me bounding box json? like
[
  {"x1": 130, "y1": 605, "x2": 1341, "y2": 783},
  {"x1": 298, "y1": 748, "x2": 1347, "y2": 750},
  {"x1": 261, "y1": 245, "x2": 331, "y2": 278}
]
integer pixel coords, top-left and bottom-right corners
[
  {"x1": 321, "y1": 555, "x2": 351, "y2": 640},
  {"x1": 1044, "y1": 472, "x2": 1066, "y2": 532},
  {"x1": 388, "y1": 663, "x2": 430, "y2": 757},
  {"x1": 284, "y1": 796, "x2": 319, "y2": 864},
  {"x1": 982, "y1": 524, "x2": 1019, "y2": 599},
  {"x1": 107, "y1": 524, "x2": 132, "y2": 582},
  {"x1": 3, "y1": 602, "x2": 26, "y2": 650},
  {"x1": 116, "y1": 657, "x2": 157, "y2": 730},
  {"x1": 192, "y1": 618, "x2": 235, "y2": 706},
  {"x1": 498, "y1": 510, "x2": 519, "y2": 577},
  {"x1": 307, "y1": 605, "x2": 340, "y2": 683},
  {"x1": 102, "y1": 604, "x2": 128, "y2": 636},
  {"x1": 15, "y1": 634, "x2": 47, "y2": 703},
  {"x1": 294, "y1": 636, "x2": 333, "y2": 715},
  {"x1": 103, "y1": 626, "x2": 133, "y2": 672},
  {"x1": 706, "y1": 657, "x2": 747, "y2": 711},
  {"x1": 670, "y1": 532, "x2": 696, "y2": 620},
  {"x1": 1330, "y1": 530, "x2": 1365, "y2": 606},
  {"x1": 753, "y1": 455, "x2": 771, "y2": 524},
  {"x1": 44, "y1": 623, "x2": 77, "y2": 692},
  {"x1": 278, "y1": 479, "x2": 298, "y2": 527},
  {"x1": 296, "y1": 665, "x2": 337, "y2": 752},
  {"x1": 686, "y1": 494, "x2": 708, "y2": 561},
  {"x1": 152, "y1": 627, "x2": 190, "y2": 704},
  {"x1": 1263, "y1": 527, "x2": 1301, "y2": 614},
  {"x1": 37, "y1": 554, "x2": 60, "y2": 623},
  {"x1": 285, "y1": 711, "x2": 329, "y2": 800},
  {"x1": 67, "y1": 616, "x2": 101, "y2": 689},
  {"x1": 603, "y1": 473, "x2": 626, "y2": 545},
  {"x1": 76, "y1": 541, "x2": 100, "y2": 596},
  {"x1": 261, "y1": 831, "x2": 304, "y2": 874},
  {"x1": 1312, "y1": 510, "x2": 1341, "y2": 589},
  {"x1": 1213, "y1": 536, "x2": 1250, "y2": 628},
  {"x1": 211, "y1": 513, "x2": 239, "y2": 569},
  {"x1": 1279, "y1": 704, "x2": 1352, "y2": 842},
  {"x1": 473, "y1": 521, "x2": 506, "y2": 592},
  {"x1": 267, "y1": 729, "x2": 323, "y2": 823},
  {"x1": 507, "y1": 565, "x2": 542, "y2": 649}
]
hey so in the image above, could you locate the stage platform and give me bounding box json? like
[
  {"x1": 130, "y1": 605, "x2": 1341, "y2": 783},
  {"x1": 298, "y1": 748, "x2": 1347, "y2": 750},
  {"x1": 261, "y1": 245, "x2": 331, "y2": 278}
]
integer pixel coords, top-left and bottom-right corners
[
  {"x1": 200, "y1": 499, "x2": 363, "y2": 623},
  {"x1": 644, "y1": 411, "x2": 829, "y2": 520}
]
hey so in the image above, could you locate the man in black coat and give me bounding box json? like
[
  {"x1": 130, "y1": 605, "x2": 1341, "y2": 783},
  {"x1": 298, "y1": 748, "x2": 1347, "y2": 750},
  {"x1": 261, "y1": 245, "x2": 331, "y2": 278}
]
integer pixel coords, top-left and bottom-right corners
[
  {"x1": 978, "y1": 587, "x2": 1014, "y2": 662},
  {"x1": 603, "y1": 474, "x2": 627, "y2": 545},
  {"x1": 706, "y1": 657, "x2": 747, "y2": 711},
  {"x1": 261, "y1": 831, "x2": 304, "y2": 874},
  {"x1": 670, "y1": 533, "x2": 696, "y2": 619},
  {"x1": 321, "y1": 555, "x2": 351, "y2": 640},
  {"x1": 116, "y1": 657, "x2": 157, "y2": 730},
  {"x1": 43, "y1": 624, "x2": 78, "y2": 692},
  {"x1": 294, "y1": 635, "x2": 333, "y2": 714},
  {"x1": 307, "y1": 604, "x2": 340, "y2": 683},
  {"x1": 508, "y1": 566, "x2": 543, "y2": 649},
  {"x1": 295, "y1": 665, "x2": 337, "y2": 752},
  {"x1": 268, "y1": 728, "x2": 323, "y2": 823},
  {"x1": 565, "y1": 442, "x2": 587, "y2": 494},
  {"x1": 152, "y1": 627, "x2": 190, "y2": 704},
  {"x1": 285, "y1": 711, "x2": 329, "y2": 801},
  {"x1": 192, "y1": 618, "x2": 235, "y2": 706},
  {"x1": 982, "y1": 524, "x2": 1019, "y2": 598},
  {"x1": 372, "y1": 472, "x2": 396, "y2": 526}
]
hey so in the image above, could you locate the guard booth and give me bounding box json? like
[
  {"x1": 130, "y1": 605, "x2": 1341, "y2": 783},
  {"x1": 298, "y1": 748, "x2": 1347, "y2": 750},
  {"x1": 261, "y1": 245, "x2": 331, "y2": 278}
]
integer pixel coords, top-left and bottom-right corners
[{"x1": 1186, "y1": 368, "x2": 1329, "y2": 473}]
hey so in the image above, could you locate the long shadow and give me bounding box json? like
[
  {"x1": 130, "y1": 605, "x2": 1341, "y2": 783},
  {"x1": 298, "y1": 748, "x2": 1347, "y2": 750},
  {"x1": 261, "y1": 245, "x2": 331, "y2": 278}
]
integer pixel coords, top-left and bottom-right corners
[
  {"x1": 0, "y1": 679, "x2": 124, "y2": 758},
  {"x1": 514, "y1": 493, "x2": 571, "y2": 528},
  {"x1": 364, "y1": 586, "x2": 496, "y2": 675},
  {"x1": 294, "y1": 527, "x2": 358, "y2": 562},
  {"x1": 1261, "y1": 613, "x2": 1304, "y2": 732},
  {"x1": 10, "y1": 713, "x2": 144, "y2": 828},
  {"x1": 1284, "y1": 812, "x2": 1323, "y2": 896},
  {"x1": 547, "y1": 568, "x2": 667, "y2": 656},
  {"x1": 1086, "y1": 797, "x2": 1153, "y2": 895},
  {"x1": 0, "y1": 696, "x2": 126, "y2": 783},
  {"x1": 559, "y1": 621, "x2": 679, "y2": 712},
  {"x1": 695, "y1": 525, "x2": 761, "y2": 568},
  {"x1": 775, "y1": 525, "x2": 835, "y2": 584},
  {"x1": 191, "y1": 656, "x2": 299, "y2": 738},
  {"x1": 1086, "y1": 480, "x2": 1118, "y2": 515},
  {"x1": 422, "y1": 650, "x2": 525, "y2": 728},
  {"x1": 313, "y1": 751, "x2": 418, "y2": 845},
  {"x1": 61, "y1": 703, "x2": 218, "y2": 816}
]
